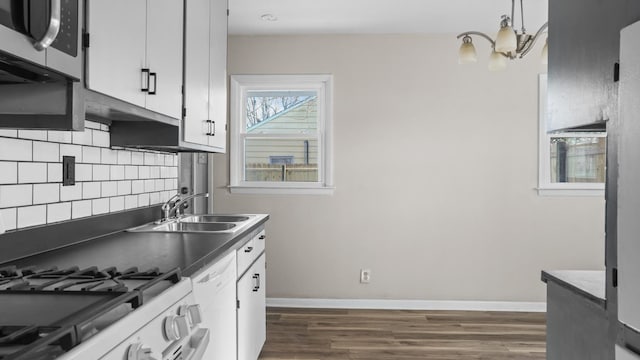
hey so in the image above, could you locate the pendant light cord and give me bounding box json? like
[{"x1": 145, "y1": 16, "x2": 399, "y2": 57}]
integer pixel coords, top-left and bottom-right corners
[{"x1": 520, "y1": 0, "x2": 526, "y2": 33}]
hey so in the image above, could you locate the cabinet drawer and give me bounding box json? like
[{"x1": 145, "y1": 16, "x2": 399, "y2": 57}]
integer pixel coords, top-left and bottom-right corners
[{"x1": 237, "y1": 230, "x2": 266, "y2": 277}]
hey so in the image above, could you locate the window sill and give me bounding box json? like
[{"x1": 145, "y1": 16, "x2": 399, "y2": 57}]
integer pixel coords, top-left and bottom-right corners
[
  {"x1": 229, "y1": 185, "x2": 335, "y2": 195},
  {"x1": 536, "y1": 187, "x2": 605, "y2": 197}
]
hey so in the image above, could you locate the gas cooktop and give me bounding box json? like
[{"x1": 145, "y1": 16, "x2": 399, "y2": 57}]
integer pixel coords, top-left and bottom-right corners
[{"x1": 0, "y1": 265, "x2": 182, "y2": 360}]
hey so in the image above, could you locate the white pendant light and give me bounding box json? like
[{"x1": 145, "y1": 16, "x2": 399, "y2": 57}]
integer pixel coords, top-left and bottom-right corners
[
  {"x1": 488, "y1": 50, "x2": 507, "y2": 71},
  {"x1": 495, "y1": 16, "x2": 517, "y2": 53},
  {"x1": 458, "y1": 36, "x2": 478, "y2": 64}
]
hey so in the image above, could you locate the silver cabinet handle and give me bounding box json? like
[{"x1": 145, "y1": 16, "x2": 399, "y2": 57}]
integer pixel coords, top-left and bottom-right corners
[
  {"x1": 252, "y1": 273, "x2": 260, "y2": 292},
  {"x1": 34, "y1": 0, "x2": 61, "y2": 51}
]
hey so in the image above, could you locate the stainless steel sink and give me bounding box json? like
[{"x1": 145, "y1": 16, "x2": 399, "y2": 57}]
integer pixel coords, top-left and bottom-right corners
[
  {"x1": 152, "y1": 222, "x2": 236, "y2": 232},
  {"x1": 180, "y1": 215, "x2": 250, "y2": 223}
]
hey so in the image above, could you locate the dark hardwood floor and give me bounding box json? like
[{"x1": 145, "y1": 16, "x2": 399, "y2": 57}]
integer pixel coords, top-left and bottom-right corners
[{"x1": 259, "y1": 307, "x2": 546, "y2": 359}]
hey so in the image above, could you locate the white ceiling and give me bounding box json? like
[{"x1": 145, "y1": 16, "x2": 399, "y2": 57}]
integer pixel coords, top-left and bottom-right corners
[{"x1": 228, "y1": 0, "x2": 548, "y2": 35}]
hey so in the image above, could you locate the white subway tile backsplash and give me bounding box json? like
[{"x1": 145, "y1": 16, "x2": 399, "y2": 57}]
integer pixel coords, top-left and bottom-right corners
[
  {"x1": 93, "y1": 131, "x2": 110, "y2": 148},
  {"x1": 18, "y1": 163, "x2": 48, "y2": 183},
  {"x1": 138, "y1": 193, "x2": 150, "y2": 207},
  {"x1": 131, "y1": 152, "x2": 144, "y2": 165},
  {"x1": 72, "y1": 200, "x2": 92, "y2": 219},
  {"x1": 85, "y1": 121, "x2": 101, "y2": 130},
  {"x1": 76, "y1": 164, "x2": 93, "y2": 182},
  {"x1": 110, "y1": 196, "x2": 125, "y2": 212},
  {"x1": 17, "y1": 205, "x2": 46, "y2": 228},
  {"x1": 82, "y1": 182, "x2": 101, "y2": 199},
  {"x1": 0, "y1": 184, "x2": 32, "y2": 207},
  {"x1": 0, "y1": 162, "x2": 17, "y2": 184},
  {"x1": 144, "y1": 179, "x2": 155, "y2": 192},
  {"x1": 82, "y1": 146, "x2": 101, "y2": 164},
  {"x1": 47, "y1": 202, "x2": 72, "y2": 224},
  {"x1": 110, "y1": 165, "x2": 125, "y2": 180},
  {"x1": 0, "y1": 138, "x2": 32, "y2": 161},
  {"x1": 6, "y1": 121, "x2": 178, "y2": 231},
  {"x1": 72, "y1": 130, "x2": 93, "y2": 146},
  {"x1": 155, "y1": 179, "x2": 165, "y2": 191},
  {"x1": 165, "y1": 179, "x2": 177, "y2": 191},
  {"x1": 0, "y1": 208, "x2": 17, "y2": 230},
  {"x1": 60, "y1": 144, "x2": 82, "y2": 162},
  {"x1": 34, "y1": 183, "x2": 60, "y2": 204},
  {"x1": 144, "y1": 153, "x2": 157, "y2": 166},
  {"x1": 48, "y1": 163, "x2": 62, "y2": 182},
  {"x1": 131, "y1": 180, "x2": 144, "y2": 194},
  {"x1": 117, "y1": 151, "x2": 132, "y2": 165},
  {"x1": 149, "y1": 166, "x2": 160, "y2": 178},
  {"x1": 93, "y1": 165, "x2": 110, "y2": 181},
  {"x1": 125, "y1": 195, "x2": 138, "y2": 210},
  {"x1": 149, "y1": 192, "x2": 161, "y2": 205},
  {"x1": 124, "y1": 166, "x2": 138, "y2": 180},
  {"x1": 0, "y1": 130, "x2": 17, "y2": 138},
  {"x1": 33, "y1": 142, "x2": 60, "y2": 162},
  {"x1": 60, "y1": 183, "x2": 82, "y2": 201},
  {"x1": 117, "y1": 181, "x2": 132, "y2": 196},
  {"x1": 48, "y1": 131, "x2": 72, "y2": 143},
  {"x1": 92, "y1": 198, "x2": 109, "y2": 215},
  {"x1": 139, "y1": 166, "x2": 151, "y2": 179},
  {"x1": 101, "y1": 149, "x2": 118, "y2": 164},
  {"x1": 101, "y1": 181, "x2": 118, "y2": 197},
  {"x1": 18, "y1": 130, "x2": 47, "y2": 141}
]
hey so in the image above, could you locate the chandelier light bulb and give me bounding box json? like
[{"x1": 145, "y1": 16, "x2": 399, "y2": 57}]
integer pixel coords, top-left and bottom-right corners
[
  {"x1": 488, "y1": 50, "x2": 507, "y2": 71},
  {"x1": 495, "y1": 21, "x2": 517, "y2": 53},
  {"x1": 458, "y1": 36, "x2": 478, "y2": 64},
  {"x1": 541, "y1": 38, "x2": 548, "y2": 65}
]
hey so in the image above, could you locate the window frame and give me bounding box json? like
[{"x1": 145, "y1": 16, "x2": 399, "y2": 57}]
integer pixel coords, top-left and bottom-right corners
[
  {"x1": 537, "y1": 74, "x2": 605, "y2": 196},
  {"x1": 229, "y1": 74, "x2": 334, "y2": 195}
]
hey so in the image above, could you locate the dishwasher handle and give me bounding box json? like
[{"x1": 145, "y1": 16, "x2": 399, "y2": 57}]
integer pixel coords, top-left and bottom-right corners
[{"x1": 185, "y1": 328, "x2": 210, "y2": 360}]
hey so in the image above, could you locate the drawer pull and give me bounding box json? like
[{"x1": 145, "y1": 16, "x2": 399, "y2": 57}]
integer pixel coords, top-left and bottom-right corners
[
  {"x1": 252, "y1": 274, "x2": 260, "y2": 292},
  {"x1": 244, "y1": 246, "x2": 254, "y2": 253},
  {"x1": 259, "y1": 235, "x2": 266, "y2": 240}
]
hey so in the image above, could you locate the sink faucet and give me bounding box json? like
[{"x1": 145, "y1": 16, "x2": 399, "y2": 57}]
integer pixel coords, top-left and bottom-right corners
[{"x1": 159, "y1": 192, "x2": 209, "y2": 223}]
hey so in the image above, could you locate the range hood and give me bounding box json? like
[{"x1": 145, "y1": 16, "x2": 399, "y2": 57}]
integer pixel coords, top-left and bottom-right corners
[{"x1": 0, "y1": 54, "x2": 84, "y2": 130}]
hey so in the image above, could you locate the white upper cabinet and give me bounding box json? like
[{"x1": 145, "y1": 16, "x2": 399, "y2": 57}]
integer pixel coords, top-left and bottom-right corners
[
  {"x1": 86, "y1": 0, "x2": 183, "y2": 119},
  {"x1": 183, "y1": 0, "x2": 228, "y2": 151}
]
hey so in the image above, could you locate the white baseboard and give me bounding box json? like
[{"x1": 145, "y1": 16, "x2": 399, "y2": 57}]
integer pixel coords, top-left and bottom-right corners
[{"x1": 266, "y1": 298, "x2": 547, "y2": 312}]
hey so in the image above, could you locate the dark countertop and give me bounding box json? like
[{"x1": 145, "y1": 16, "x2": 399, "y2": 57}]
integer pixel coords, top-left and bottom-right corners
[
  {"x1": 1, "y1": 214, "x2": 269, "y2": 278},
  {"x1": 542, "y1": 270, "x2": 606, "y2": 308}
]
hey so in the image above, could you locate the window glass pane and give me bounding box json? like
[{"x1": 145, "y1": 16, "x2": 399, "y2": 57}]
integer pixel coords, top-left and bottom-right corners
[
  {"x1": 246, "y1": 91, "x2": 318, "y2": 135},
  {"x1": 549, "y1": 136, "x2": 606, "y2": 183},
  {"x1": 244, "y1": 138, "x2": 318, "y2": 182}
]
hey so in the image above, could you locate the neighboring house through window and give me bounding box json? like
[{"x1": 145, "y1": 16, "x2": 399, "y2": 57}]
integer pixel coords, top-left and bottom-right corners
[
  {"x1": 538, "y1": 74, "x2": 606, "y2": 196},
  {"x1": 229, "y1": 74, "x2": 334, "y2": 194}
]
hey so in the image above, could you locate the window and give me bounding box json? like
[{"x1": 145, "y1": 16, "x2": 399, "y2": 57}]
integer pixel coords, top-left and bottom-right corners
[
  {"x1": 538, "y1": 74, "x2": 606, "y2": 196},
  {"x1": 229, "y1": 75, "x2": 334, "y2": 194}
]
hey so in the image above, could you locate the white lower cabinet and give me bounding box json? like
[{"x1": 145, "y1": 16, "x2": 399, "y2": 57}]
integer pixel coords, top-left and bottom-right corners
[
  {"x1": 237, "y1": 253, "x2": 266, "y2": 360},
  {"x1": 191, "y1": 251, "x2": 237, "y2": 360},
  {"x1": 236, "y1": 229, "x2": 267, "y2": 360}
]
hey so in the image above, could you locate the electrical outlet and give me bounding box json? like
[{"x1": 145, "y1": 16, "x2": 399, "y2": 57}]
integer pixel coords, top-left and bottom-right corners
[{"x1": 360, "y1": 269, "x2": 371, "y2": 284}]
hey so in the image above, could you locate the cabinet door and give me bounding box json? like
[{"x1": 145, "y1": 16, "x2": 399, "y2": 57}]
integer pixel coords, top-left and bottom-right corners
[
  {"x1": 237, "y1": 253, "x2": 266, "y2": 360},
  {"x1": 617, "y1": 20, "x2": 640, "y2": 333},
  {"x1": 183, "y1": 0, "x2": 212, "y2": 146},
  {"x1": 145, "y1": 0, "x2": 183, "y2": 119},
  {"x1": 207, "y1": 0, "x2": 228, "y2": 151},
  {"x1": 85, "y1": 0, "x2": 146, "y2": 107}
]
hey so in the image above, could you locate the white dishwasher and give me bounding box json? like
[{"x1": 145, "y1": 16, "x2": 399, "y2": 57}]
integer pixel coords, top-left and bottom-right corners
[{"x1": 192, "y1": 251, "x2": 238, "y2": 360}]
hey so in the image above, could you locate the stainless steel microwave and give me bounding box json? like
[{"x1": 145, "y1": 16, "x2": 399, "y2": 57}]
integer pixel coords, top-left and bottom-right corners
[{"x1": 0, "y1": 0, "x2": 82, "y2": 82}]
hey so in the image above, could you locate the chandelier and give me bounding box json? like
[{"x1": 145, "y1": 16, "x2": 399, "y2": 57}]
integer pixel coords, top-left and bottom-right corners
[{"x1": 457, "y1": 0, "x2": 548, "y2": 71}]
